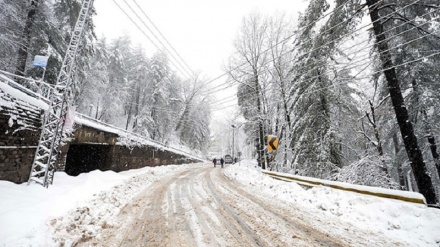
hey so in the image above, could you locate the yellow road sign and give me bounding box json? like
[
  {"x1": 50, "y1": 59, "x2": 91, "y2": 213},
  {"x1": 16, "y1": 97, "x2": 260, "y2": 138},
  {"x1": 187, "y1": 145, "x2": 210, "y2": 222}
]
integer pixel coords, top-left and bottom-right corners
[{"x1": 267, "y1": 135, "x2": 278, "y2": 152}]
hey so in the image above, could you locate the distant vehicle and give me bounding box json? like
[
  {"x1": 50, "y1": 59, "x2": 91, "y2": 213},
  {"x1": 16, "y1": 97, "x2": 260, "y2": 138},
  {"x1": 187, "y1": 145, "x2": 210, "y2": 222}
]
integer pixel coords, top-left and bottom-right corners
[{"x1": 224, "y1": 155, "x2": 233, "y2": 164}]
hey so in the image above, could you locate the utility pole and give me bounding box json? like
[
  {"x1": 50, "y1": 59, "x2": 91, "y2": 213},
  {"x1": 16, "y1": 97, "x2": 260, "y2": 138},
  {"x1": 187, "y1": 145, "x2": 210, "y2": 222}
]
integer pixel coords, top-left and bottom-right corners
[
  {"x1": 231, "y1": 125, "x2": 235, "y2": 162},
  {"x1": 232, "y1": 123, "x2": 244, "y2": 163},
  {"x1": 28, "y1": 0, "x2": 94, "y2": 187}
]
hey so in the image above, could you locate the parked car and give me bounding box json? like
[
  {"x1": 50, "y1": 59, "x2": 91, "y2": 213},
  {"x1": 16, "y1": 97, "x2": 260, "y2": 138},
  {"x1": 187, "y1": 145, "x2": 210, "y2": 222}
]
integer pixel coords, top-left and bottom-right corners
[{"x1": 224, "y1": 154, "x2": 233, "y2": 164}]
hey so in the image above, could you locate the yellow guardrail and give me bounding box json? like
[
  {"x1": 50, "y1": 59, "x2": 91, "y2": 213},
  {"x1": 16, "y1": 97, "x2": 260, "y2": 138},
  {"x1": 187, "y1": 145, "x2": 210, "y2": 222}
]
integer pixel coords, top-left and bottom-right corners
[{"x1": 262, "y1": 170, "x2": 426, "y2": 205}]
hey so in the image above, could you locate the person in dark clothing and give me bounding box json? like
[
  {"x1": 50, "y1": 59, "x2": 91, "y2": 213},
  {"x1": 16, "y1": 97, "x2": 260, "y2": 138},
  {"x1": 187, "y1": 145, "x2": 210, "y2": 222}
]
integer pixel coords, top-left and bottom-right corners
[
  {"x1": 213, "y1": 158, "x2": 217, "y2": 167},
  {"x1": 220, "y1": 158, "x2": 224, "y2": 168}
]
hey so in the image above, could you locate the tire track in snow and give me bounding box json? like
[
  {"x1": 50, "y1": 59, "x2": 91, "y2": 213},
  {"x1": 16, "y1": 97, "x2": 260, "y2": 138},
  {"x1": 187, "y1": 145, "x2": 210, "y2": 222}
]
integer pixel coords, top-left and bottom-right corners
[
  {"x1": 208, "y1": 169, "x2": 346, "y2": 246},
  {"x1": 72, "y1": 164, "x2": 407, "y2": 247},
  {"x1": 215, "y1": 166, "x2": 408, "y2": 247}
]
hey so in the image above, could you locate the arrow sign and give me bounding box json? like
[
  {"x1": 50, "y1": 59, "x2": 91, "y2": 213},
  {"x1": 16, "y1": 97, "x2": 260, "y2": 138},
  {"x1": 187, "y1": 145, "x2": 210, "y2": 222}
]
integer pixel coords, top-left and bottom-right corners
[{"x1": 267, "y1": 135, "x2": 278, "y2": 152}]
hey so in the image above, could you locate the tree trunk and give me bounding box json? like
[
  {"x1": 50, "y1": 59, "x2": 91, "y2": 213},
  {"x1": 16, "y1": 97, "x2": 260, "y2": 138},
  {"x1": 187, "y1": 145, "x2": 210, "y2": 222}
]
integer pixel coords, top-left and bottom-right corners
[
  {"x1": 125, "y1": 102, "x2": 133, "y2": 130},
  {"x1": 366, "y1": 102, "x2": 383, "y2": 154},
  {"x1": 131, "y1": 86, "x2": 142, "y2": 129},
  {"x1": 423, "y1": 110, "x2": 440, "y2": 179},
  {"x1": 175, "y1": 103, "x2": 190, "y2": 132},
  {"x1": 254, "y1": 69, "x2": 266, "y2": 169},
  {"x1": 426, "y1": 133, "x2": 440, "y2": 179},
  {"x1": 366, "y1": 100, "x2": 392, "y2": 184},
  {"x1": 367, "y1": 0, "x2": 437, "y2": 204},
  {"x1": 393, "y1": 132, "x2": 406, "y2": 189},
  {"x1": 413, "y1": 76, "x2": 440, "y2": 182},
  {"x1": 280, "y1": 81, "x2": 291, "y2": 168},
  {"x1": 15, "y1": 0, "x2": 39, "y2": 78}
]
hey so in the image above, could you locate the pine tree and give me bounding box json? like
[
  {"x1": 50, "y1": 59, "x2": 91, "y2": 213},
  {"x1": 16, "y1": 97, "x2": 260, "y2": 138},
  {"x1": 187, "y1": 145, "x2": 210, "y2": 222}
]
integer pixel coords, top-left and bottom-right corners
[
  {"x1": 289, "y1": 0, "x2": 363, "y2": 178},
  {"x1": 76, "y1": 37, "x2": 109, "y2": 118},
  {"x1": 0, "y1": 0, "x2": 25, "y2": 72},
  {"x1": 228, "y1": 12, "x2": 270, "y2": 169}
]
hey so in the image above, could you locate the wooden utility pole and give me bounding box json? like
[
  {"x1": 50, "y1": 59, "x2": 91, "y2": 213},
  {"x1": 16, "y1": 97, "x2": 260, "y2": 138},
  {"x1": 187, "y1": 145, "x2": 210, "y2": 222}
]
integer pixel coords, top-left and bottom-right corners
[{"x1": 366, "y1": 0, "x2": 437, "y2": 204}]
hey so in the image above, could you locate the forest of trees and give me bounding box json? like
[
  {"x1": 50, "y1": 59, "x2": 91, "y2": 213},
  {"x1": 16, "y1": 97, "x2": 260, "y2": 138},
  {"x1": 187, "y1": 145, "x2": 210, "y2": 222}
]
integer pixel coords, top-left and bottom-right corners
[
  {"x1": 227, "y1": 0, "x2": 440, "y2": 203},
  {"x1": 0, "y1": 0, "x2": 439, "y2": 203},
  {"x1": 0, "y1": 0, "x2": 211, "y2": 152}
]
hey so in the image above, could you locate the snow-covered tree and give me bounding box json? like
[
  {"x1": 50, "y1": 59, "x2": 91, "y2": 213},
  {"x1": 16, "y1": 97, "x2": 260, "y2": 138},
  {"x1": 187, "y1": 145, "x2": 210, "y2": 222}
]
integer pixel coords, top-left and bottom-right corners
[
  {"x1": 228, "y1": 12, "x2": 270, "y2": 169},
  {"x1": 76, "y1": 37, "x2": 109, "y2": 118},
  {"x1": 289, "y1": 0, "x2": 363, "y2": 179},
  {"x1": 0, "y1": 0, "x2": 25, "y2": 72}
]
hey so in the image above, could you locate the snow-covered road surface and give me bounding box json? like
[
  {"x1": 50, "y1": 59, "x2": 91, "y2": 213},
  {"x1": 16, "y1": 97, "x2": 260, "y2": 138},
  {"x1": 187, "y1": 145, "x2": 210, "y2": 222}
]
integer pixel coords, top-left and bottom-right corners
[
  {"x1": 58, "y1": 165, "x2": 406, "y2": 246},
  {"x1": 2, "y1": 160, "x2": 439, "y2": 246}
]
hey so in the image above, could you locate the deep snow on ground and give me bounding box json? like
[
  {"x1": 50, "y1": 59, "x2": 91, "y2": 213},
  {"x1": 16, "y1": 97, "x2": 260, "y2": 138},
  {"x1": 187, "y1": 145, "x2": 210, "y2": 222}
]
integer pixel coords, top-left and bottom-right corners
[{"x1": 0, "y1": 160, "x2": 439, "y2": 246}]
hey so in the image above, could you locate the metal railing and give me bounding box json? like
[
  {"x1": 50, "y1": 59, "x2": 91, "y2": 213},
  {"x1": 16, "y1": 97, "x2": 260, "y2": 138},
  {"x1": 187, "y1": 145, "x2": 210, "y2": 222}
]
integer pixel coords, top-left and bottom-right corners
[
  {"x1": 262, "y1": 170, "x2": 426, "y2": 205},
  {"x1": 0, "y1": 70, "x2": 54, "y2": 101}
]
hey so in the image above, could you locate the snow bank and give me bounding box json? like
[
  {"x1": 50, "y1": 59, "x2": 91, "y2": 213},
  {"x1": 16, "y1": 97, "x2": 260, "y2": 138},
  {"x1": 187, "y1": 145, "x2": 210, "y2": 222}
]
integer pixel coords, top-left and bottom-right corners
[
  {"x1": 223, "y1": 160, "x2": 440, "y2": 247},
  {"x1": 0, "y1": 163, "x2": 204, "y2": 246},
  {"x1": 263, "y1": 170, "x2": 426, "y2": 204}
]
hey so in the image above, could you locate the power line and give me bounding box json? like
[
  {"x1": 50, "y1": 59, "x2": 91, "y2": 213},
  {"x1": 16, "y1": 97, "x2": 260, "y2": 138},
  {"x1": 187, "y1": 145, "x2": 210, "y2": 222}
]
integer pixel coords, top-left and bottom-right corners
[
  {"x1": 212, "y1": 48, "x2": 440, "y2": 112},
  {"x1": 121, "y1": 0, "x2": 195, "y2": 79},
  {"x1": 210, "y1": 8, "x2": 440, "y2": 111},
  {"x1": 208, "y1": 1, "x2": 435, "y2": 108},
  {"x1": 132, "y1": 0, "x2": 196, "y2": 77},
  {"x1": 111, "y1": 0, "x2": 192, "y2": 79},
  {"x1": 197, "y1": 0, "x2": 390, "y2": 95}
]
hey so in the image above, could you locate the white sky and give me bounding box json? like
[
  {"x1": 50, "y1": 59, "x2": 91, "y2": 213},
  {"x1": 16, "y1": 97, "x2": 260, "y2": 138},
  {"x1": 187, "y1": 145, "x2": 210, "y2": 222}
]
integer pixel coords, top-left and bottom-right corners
[{"x1": 94, "y1": 0, "x2": 307, "y2": 77}]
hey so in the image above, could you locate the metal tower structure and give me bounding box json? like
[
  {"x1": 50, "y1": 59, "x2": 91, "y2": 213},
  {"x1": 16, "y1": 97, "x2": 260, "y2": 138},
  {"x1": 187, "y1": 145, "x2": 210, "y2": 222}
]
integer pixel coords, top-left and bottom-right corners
[{"x1": 28, "y1": 0, "x2": 94, "y2": 187}]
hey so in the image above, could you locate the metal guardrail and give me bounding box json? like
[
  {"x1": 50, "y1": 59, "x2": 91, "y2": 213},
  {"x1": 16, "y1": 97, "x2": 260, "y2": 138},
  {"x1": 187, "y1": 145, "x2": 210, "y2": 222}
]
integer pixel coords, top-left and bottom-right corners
[
  {"x1": 262, "y1": 170, "x2": 426, "y2": 205},
  {"x1": 75, "y1": 113, "x2": 205, "y2": 162},
  {"x1": 0, "y1": 70, "x2": 54, "y2": 101},
  {"x1": 0, "y1": 146, "x2": 38, "y2": 149}
]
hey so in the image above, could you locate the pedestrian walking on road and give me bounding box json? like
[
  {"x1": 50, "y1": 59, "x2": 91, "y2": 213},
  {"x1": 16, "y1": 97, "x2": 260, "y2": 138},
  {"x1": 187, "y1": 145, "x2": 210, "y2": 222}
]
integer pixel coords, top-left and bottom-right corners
[
  {"x1": 220, "y1": 158, "x2": 224, "y2": 168},
  {"x1": 213, "y1": 158, "x2": 217, "y2": 167}
]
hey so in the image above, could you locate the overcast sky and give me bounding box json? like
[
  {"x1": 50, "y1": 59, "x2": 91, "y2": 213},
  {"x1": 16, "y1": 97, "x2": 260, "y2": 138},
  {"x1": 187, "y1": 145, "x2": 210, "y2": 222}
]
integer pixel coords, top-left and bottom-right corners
[
  {"x1": 93, "y1": 0, "x2": 307, "y2": 119},
  {"x1": 94, "y1": 0, "x2": 306, "y2": 78}
]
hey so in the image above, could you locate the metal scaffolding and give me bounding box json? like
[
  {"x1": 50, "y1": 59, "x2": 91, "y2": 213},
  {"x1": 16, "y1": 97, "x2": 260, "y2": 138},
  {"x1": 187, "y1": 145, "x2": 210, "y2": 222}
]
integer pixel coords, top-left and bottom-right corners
[{"x1": 28, "y1": 0, "x2": 94, "y2": 187}]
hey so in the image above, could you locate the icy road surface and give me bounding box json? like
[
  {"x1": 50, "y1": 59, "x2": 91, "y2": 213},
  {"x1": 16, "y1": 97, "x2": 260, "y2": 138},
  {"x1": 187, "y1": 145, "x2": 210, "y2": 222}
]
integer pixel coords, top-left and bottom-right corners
[{"x1": 50, "y1": 164, "x2": 410, "y2": 247}]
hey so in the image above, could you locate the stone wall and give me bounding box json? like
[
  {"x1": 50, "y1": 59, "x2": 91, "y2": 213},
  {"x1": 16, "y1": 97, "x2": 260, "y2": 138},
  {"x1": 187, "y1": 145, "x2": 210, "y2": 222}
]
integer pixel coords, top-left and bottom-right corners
[
  {"x1": 56, "y1": 125, "x2": 119, "y2": 171},
  {"x1": 0, "y1": 89, "x2": 42, "y2": 183},
  {"x1": 62, "y1": 124, "x2": 201, "y2": 176},
  {"x1": 108, "y1": 145, "x2": 199, "y2": 172}
]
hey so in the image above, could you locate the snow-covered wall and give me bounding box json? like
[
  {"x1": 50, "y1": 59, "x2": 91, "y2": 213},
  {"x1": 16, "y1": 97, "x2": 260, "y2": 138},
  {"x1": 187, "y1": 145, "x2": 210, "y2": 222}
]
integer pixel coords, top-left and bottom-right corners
[
  {"x1": 0, "y1": 79, "x2": 44, "y2": 183},
  {"x1": 60, "y1": 124, "x2": 202, "y2": 176},
  {"x1": 1, "y1": 77, "x2": 204, "y2": 184}
]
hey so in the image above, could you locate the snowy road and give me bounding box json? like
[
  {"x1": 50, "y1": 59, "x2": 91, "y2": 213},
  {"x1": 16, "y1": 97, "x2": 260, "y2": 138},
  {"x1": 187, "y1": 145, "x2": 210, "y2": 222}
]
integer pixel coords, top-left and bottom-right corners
[{"x1": 70, "y1": 165, "x2": 407, "y2": 247}]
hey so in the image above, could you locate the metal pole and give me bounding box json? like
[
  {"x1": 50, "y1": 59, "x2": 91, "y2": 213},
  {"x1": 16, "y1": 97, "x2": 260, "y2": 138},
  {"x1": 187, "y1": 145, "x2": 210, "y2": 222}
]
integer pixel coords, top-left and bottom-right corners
[
  {"x1": 231, "y1": 125, "x2": 235, "y2": 162},
  {"x1": 41, "y1": 67, "x2": 46, "y2": 81}
]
